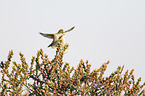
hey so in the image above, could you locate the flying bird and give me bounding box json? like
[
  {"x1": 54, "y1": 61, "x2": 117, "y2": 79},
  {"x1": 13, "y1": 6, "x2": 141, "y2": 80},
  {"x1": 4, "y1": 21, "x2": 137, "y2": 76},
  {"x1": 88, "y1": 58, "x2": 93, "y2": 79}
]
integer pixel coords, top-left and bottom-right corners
[{"x1": 40, "y1": 26, "x2": 75, "y2": 48}]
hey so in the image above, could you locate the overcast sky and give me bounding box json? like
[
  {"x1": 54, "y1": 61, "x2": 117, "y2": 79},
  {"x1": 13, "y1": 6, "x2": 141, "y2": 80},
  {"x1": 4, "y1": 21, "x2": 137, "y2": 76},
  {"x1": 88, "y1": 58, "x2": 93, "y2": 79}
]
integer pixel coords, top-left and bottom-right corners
[{"x1": 0, "y1": 0, "x2": 145, "y2": 84}]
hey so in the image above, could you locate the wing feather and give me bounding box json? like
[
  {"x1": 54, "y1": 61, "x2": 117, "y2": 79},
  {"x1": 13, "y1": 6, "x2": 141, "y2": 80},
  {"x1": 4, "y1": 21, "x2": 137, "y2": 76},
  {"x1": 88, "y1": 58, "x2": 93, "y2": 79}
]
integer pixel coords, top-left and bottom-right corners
[
  {"x1": 64, "y1": 26, "x2": 75, "y2": 33},
  {"x1": 40, "y1": 33, "x2": 54, "y2": 39}
]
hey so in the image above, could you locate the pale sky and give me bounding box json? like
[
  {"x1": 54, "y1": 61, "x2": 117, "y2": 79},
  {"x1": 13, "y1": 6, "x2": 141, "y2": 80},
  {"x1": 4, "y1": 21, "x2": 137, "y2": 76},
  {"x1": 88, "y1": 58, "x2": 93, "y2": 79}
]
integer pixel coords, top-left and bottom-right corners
[{"x1": 0, "y1": 0, "x2": 145, "y2": 84}]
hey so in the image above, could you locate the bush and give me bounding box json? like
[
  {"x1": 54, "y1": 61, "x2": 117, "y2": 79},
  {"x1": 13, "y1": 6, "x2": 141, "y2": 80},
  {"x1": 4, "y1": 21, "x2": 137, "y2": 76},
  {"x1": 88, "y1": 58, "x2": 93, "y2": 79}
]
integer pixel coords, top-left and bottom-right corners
[{"x1": 0, "y1": 44, "x2": 144, "y2": 96}]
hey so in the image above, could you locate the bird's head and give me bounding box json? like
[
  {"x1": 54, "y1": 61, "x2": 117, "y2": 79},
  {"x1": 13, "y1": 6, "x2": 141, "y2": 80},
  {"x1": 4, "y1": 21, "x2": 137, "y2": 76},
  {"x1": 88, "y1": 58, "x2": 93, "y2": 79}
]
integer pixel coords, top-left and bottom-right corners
[{"x1": 57, "y1": 29, "x2": 64, "y2": 33}]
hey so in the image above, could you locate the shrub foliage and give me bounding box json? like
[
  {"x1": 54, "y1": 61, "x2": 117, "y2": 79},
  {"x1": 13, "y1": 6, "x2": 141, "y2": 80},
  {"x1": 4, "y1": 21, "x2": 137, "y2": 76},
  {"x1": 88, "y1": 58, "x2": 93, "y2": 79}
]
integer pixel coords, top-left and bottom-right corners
[{"x1": 0, "y1": 45, "x2": 145, "y2": 96}]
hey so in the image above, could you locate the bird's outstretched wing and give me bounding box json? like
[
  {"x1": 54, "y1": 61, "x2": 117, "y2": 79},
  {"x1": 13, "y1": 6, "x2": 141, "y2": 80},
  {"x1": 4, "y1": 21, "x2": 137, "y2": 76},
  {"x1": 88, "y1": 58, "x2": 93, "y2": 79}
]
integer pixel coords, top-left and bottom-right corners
[
  {"x1": 64, "y1": 26, "x2": 75, "y2": 33},
  {"x1": 40, "y1": 33, "x2": 54, "y2": 39}
]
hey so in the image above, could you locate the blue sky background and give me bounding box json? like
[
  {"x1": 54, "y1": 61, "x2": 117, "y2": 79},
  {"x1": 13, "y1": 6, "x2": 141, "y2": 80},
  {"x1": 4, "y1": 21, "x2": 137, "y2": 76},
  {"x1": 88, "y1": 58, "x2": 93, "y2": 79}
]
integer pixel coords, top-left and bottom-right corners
[{"x1": 0, "y1": 0, "x2": 145, "y2": 84}]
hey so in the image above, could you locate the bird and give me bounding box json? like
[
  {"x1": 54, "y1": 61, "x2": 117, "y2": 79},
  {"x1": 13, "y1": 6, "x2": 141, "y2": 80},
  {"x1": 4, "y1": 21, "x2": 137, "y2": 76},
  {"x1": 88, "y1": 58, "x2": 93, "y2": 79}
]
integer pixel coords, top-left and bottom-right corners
[{"x1": 40, "y1": 26, "x2": 75, "y2": 48}]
